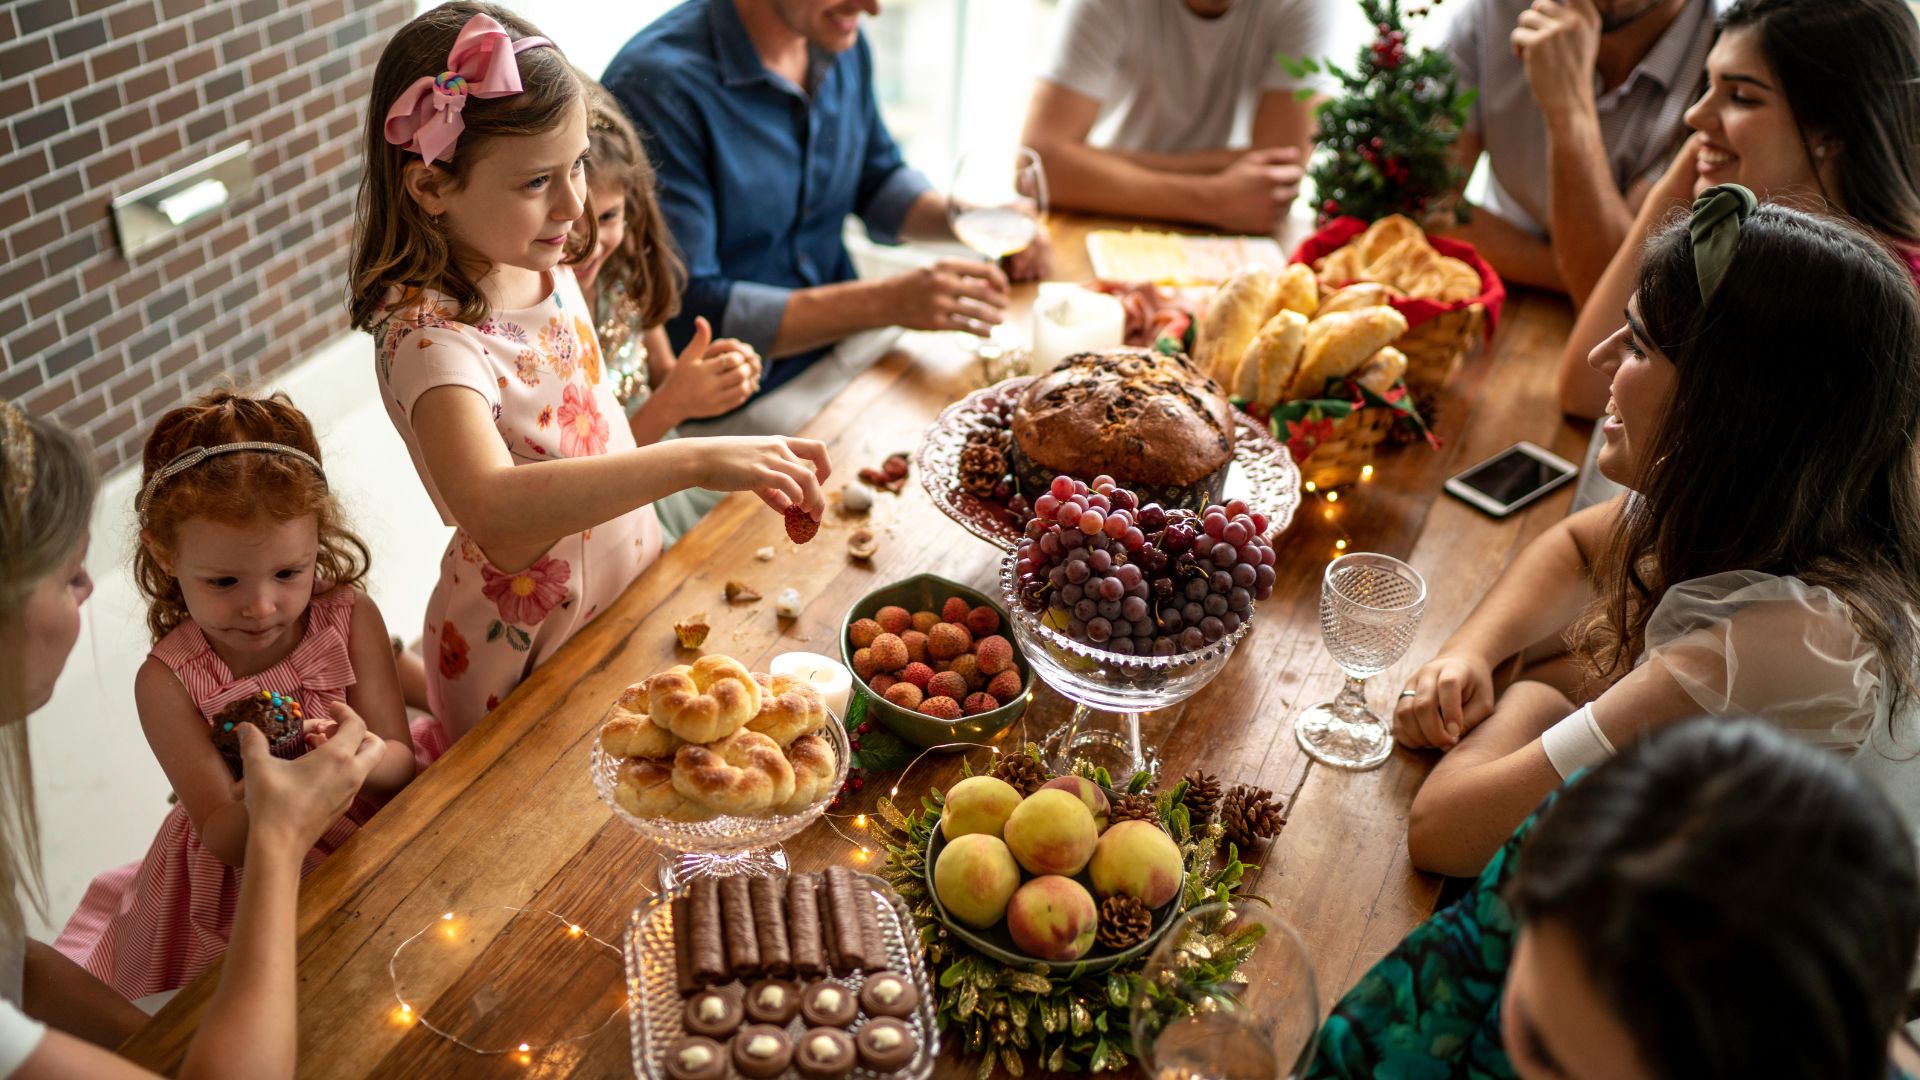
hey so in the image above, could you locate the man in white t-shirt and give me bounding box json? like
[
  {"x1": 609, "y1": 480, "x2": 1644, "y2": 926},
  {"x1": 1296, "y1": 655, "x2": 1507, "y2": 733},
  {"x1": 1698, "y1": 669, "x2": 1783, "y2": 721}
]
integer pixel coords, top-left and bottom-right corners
[{"x1": 1021, "y1": 0, "x2": 1345, "y2": 234}]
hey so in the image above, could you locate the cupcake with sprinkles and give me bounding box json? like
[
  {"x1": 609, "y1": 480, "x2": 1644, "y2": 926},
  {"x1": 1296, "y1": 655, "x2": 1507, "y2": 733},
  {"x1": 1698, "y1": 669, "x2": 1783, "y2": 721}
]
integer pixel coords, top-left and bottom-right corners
[{"x1": 209, "y1": 689, "x2": 307, "y2": 778}]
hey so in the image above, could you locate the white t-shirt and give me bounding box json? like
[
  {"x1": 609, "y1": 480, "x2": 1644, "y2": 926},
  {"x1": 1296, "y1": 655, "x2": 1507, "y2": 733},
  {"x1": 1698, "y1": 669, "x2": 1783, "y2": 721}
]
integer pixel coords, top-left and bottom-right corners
[
  {"x1": 1041, "y1": 0, "x2": 1345, "y2": 154},
  {"x1": 0, "y1": 999, "x2": 43, "y2": 1079}
]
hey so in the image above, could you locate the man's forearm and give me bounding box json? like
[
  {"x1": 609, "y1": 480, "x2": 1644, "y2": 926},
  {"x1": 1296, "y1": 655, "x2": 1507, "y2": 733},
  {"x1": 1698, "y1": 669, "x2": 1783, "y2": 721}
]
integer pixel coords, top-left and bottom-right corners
[
  {"x1": 1545, "y1": 108, "x2": 1632, "y2": 307},
  {"x1": 1024, "y1": 138, "x2": 1218, "y2": 223},
  {"x1": 769, "y1": 279, "x2": 892, "y2": 358},
  {"x1": 1438, "y1": 210, "x2": 1566, "y2": 293}
]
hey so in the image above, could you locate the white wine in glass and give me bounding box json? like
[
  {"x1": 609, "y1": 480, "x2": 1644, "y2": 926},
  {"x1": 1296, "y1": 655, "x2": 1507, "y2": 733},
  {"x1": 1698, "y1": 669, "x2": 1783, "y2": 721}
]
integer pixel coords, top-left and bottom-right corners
[{"x1": 947, "y1": 145, "x2": 1047, "y2": 361}]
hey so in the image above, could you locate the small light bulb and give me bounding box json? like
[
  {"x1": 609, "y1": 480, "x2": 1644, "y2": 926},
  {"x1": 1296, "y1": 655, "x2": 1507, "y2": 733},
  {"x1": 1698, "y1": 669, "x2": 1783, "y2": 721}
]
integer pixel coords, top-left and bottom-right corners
[
  {"x1": 1326, "y1": 490, "x2": 1339, "y2": 503},
  {"x1": 442, "y1": 912, "x2": 454, "y2": 921},
  {"x1": 519, "y1": 1043, "x2": 531, "y2": 1053},
  {"x1": 568, "y1": 924, "x2": 582, "y2": 936},
  {"x1": 1334, "y1": 539, "x2": 1348, "y2": 551},
  {"x1": 1304, "y1": 481, "x2": 1317, "y2": 493},
  {"x1": 400, "y1": 1003, "x2": 411, "y2": 1014},
  {"x1": 889, "y1": 786, "x2": 899, "y2": 797},
  {"x1": 1361, "y1": 464, "x2": 1374, "y2": 480},
  {"x1": 854, "y1": 814, "x2": 868, "y2": 828}
]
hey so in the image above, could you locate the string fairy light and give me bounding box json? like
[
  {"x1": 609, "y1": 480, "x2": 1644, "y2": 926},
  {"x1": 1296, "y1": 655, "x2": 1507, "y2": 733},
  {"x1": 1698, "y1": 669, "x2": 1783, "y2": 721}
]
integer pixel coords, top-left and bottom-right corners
[{"x1": 388, "y1": 905, "x2": 623, "y2": 1058}]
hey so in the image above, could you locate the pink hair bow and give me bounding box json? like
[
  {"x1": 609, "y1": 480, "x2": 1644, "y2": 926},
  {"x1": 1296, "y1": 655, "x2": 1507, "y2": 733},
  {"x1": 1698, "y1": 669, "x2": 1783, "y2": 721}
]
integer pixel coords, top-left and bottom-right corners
[{"x1": 383, "y1": 13, "x2": 552, "y2": 166}]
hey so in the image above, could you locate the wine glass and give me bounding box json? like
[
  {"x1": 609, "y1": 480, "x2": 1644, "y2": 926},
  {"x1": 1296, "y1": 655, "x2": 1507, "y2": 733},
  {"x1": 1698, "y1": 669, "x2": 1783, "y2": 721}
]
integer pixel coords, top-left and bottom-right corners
[
  {"x1": 1294, "y1": 553, "x2": 1427, "y2": 770},
  {"x1": 1131, "y1": 900, "x2": 1320, "y2": 1079},
  {"x1": 948, "y1": 145, "x2": 1047, "y2": 373}
]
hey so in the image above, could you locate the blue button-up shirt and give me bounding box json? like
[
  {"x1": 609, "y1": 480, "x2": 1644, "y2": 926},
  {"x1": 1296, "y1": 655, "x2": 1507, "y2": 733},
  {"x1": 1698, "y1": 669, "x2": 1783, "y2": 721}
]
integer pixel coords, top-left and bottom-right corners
[{"x1": 602, "y1": 0, "x2": 931, "y2": 394}]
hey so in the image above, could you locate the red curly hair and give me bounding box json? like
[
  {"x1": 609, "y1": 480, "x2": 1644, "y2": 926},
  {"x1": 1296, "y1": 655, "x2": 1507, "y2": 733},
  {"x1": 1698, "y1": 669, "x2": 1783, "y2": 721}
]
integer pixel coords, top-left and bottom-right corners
[{"x1": 134, "y1": 389, "x2": 371, "y2": 643}]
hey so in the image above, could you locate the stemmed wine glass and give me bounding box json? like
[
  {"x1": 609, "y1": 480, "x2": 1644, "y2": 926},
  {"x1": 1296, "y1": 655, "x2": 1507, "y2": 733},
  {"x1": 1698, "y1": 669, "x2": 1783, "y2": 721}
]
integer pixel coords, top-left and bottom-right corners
[
  {"x1": 1131, "y1": 900, "x2": 1321, "y2": 1079},
  {"x1": 1294, "y1": 553, "x2": 1427, "y2": 770},
  {"x1": 947, "y1": 145, "x2": 1047, "y2": 367}
]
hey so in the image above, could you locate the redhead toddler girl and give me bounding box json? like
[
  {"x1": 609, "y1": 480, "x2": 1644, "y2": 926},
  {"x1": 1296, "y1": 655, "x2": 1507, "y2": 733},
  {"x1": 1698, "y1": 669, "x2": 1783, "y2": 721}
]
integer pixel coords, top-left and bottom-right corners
[
  {"x1": 55, "y1": 391, "x2": 418, "y2": 999},
  {"x1": 353, "y1": 3, "x2": 829, "y2": 742}
]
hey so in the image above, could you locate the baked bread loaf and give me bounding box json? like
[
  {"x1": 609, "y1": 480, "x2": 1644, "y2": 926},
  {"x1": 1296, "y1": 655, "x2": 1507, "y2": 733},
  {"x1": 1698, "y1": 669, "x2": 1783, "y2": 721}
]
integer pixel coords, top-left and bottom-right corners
[
  {"x1": 651, "y1": 654, "x2": 762, "y2": 743},
  {"x1": 1354, "y1": 346, "x2": 1408, "y2": 396},
  {"x1": 1273, "y1": 262, "x2": 1319, "y2": 318},
  {"x1": 1287, "y1": 306, "x2": 1409, "y2": 400},
  {"x1": 602, "y1": 676, "x2": 685, "y2": 759},
  {"x1": 1236, "y1": 309, "x2": 1309, "y2": 405},
  {"x1": 673, "y1": 730, "x2": 796, "y2": 816},
  {"x1": 1316, "y1": 282, "x2": 1403, "y2": 318},
  {"x1": 747, "y1": 672, "x2": 827, "y2": 747},
  {"x1": 1193, "y1": 264, "x2": 1278, "y2": 386},
  {"x1": 1010, "y1": 348, "x2": 1234, "y2": 500},
  {"x1": 777, "y1": 733, "x2": 837, "y2": 815}
]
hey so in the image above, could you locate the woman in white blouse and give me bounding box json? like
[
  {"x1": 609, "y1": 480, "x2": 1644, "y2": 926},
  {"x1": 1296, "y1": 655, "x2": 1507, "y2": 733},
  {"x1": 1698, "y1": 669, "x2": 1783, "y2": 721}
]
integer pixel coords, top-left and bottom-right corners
[
  {"x1": 0, "y1": 408, "x2": 384, "y2": 1077},
  {"x1": 1395, "y1": 187, "x2": 1920, "y2": 877}
]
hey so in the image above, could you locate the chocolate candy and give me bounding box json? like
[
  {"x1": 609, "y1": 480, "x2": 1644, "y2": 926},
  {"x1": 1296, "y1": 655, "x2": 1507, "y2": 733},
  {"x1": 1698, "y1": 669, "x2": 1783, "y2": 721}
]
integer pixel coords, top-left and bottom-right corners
[
  {"x1": 823, "y1": 866, "x2": 871, "y2": 973},
  {"x1": 749, "y1": 875, "x2": 791, "y2": 975},
  {"x1": 720, "y1": 876, "x2": 761, "y2": 977},
  {"x1": 671, "y1": 895, "x2": 698, "y2": 996},
  {"x1": 858, "y1": 970, "x2": 919, "y2": 1018},
  {"x1": 799, "y1": 980, "x2": 857, "y2": 1028},
  {"x1": 665, "y1": 1035, "x2": 727, "y2": 1080},
  {"x1": 787, "y1": 873, "x2": 826, "y2": 975},
  {"x1": 854, "y1": 877, "x2": 887, "y2": 972},
  {"x1": 794, "y1": 1027, "x2": 856, "y2": 1080},
  {"x1": 742, "y1": 978, "x2": 800, "y2": 1025},
  {"x1": 683, "y1": 990, "x2": 742, "y2": 1039},
  {"x1": 687, "y1": 879, "x2": 727, "y2": 987},
  {"x1": 855, "y1": 1017, "x2": 916, "y2": 1074},
  {"x1": 730, "y1": 1024, "x2": 793, "y2": 1079}
]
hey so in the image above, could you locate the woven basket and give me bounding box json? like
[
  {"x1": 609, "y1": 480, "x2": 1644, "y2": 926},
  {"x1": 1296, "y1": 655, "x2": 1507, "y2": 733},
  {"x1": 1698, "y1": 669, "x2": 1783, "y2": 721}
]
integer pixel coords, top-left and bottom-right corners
[
  {"x1": 1298, "y1": 405, "x2": 1398, "y2": 490},
  {"x1": 1394, "y1": 304, "x2": 1483, "y2": 396}
]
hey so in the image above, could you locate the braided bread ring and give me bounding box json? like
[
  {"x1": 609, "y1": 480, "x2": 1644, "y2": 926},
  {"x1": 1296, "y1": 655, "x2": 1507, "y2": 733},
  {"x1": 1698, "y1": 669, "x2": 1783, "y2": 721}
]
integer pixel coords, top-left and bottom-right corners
[
  {"x1": 672, "y1": 729, "x2": 795, "y2": 816},
  {"x1": 651, "y1": 655, "x2": 763, "y2": 743},
  {"x1": 776, "y1": 733, "x2": 837, "y2": 815}
]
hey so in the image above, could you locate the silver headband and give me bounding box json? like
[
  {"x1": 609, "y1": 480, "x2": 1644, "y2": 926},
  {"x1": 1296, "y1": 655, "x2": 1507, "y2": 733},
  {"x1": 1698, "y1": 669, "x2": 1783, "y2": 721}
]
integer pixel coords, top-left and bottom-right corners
[{"x1": 136, "y1": 441, "x2": 325, "y2": 516}]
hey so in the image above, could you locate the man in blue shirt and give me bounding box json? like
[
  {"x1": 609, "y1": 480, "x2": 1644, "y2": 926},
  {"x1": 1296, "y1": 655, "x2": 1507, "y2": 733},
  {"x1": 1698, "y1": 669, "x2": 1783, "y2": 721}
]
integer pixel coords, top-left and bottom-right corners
[{"x1": 603, "y1": 0, "x2": 1046, "y2": 407}]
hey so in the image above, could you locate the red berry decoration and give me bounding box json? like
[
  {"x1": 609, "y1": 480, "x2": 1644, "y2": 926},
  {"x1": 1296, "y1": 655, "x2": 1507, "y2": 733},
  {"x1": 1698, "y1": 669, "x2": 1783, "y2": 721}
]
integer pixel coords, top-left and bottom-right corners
[{"x1": 784, "y1": 505, "x2": 818, "y2": 544}]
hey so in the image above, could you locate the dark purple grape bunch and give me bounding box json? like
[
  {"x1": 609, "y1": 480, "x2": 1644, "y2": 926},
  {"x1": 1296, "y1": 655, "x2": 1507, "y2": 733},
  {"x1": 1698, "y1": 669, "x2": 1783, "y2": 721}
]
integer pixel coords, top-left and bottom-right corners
[{"x1": 1012, "y1": 475, "x2": 1277, "y2": 657}]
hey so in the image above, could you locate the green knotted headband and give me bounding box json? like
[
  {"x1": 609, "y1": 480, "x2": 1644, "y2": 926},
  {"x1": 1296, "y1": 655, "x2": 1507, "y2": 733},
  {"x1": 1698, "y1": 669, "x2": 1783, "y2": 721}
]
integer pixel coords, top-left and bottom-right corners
[{"x1": 1689, "y1": 183, "x2": 1758, "y2": 302}]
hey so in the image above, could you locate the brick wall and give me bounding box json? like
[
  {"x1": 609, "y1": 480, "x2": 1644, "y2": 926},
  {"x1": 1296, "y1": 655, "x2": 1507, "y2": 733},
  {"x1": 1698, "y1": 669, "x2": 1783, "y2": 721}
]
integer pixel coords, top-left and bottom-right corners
[{"x1": 0, "y1": 0, "x2": 411, "y2": 473}]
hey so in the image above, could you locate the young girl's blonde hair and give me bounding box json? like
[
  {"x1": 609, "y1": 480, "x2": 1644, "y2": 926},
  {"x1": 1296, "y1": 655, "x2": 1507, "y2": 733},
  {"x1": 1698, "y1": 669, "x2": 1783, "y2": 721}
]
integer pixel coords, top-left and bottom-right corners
[
  {"x1": 348, "y1": 2, "x2": 590, "y2": 332},
  {"x1": 134, "y1": 390, "x2": 371, "y2": 644},
  {"x1": 581, "y1": 77, "x2": 684, "y2": 330}
]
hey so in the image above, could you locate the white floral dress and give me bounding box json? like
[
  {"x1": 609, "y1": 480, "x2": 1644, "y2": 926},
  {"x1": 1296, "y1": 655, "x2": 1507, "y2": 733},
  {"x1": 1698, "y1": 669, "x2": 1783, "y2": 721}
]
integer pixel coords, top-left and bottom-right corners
[{"x1": 375, "y1": 267, "x2": 662, "y2": 742}]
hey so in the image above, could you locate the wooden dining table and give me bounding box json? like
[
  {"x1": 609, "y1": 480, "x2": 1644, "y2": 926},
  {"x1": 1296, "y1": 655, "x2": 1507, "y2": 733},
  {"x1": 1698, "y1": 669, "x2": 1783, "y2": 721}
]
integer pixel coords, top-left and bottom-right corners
[{"x1": 119, "y1": 213, "x2": 1586, "y2": 1078}]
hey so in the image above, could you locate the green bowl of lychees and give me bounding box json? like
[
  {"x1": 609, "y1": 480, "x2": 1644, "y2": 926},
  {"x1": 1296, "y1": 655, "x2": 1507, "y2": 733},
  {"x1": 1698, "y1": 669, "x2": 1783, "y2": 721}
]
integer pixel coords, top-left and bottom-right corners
[{"x1": 841, "y1": 573, "x2": 1032, "y2": 749}]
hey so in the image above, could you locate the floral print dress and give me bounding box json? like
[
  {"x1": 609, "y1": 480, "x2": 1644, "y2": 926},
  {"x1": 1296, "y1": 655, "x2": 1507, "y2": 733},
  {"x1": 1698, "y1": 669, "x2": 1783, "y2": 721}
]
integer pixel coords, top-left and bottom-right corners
[{"x1": 375, "y1": 267, "x2": 662, "y2": 743}]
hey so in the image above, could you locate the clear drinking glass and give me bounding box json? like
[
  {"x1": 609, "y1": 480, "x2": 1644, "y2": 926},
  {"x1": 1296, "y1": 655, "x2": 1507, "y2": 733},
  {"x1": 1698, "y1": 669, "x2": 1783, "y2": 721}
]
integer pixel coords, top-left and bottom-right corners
[
  {"x1": 1130, "y1": 900, "x2": 1320, "y2": 1079},
  {"x1": 947, "y1": 145, "x2": 1047, "y2": 374},
  {"x1": 1294, "y1": 553, "x2": 1427, "y2": 770}
]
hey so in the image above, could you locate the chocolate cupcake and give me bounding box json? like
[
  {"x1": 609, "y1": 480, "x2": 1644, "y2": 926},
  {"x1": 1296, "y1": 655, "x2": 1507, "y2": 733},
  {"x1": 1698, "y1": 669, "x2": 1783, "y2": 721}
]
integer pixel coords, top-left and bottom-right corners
[
  {"x1": 730, "y1": 1024, "x2": 793, "y2": 1079},
  {"x1": 794, "y1": 1027, "x2": 856, "y2": 1080},
  {"x1": 208, "y1": 689, "x2": 306, "y2": 778},
  {"x1": 664, "y1": 1035, "x2": 726, "y2": 1080},
  {"x1": 682, "y1": 989, "x2": 742, "y2": 1040},
  {"x1": 858, "y1": 971, "x2": 919, "y2": 1018},
  {"x1": 855, "y1": 1017, "x2": 917, "y2": 1074},
  {"x1": 742, "y1": 978, "x2": 800, "y2": 1025},
  {"x1": 799, "y1": 980, "x2": 857, "y2": 1027}
]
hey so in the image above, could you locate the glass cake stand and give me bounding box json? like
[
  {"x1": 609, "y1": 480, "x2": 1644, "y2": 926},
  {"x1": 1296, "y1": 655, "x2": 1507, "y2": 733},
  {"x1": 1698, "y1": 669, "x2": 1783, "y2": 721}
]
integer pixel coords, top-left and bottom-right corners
[
  {"x1": 590, "y1": 714, "x2": 849, "y2": 891},
  {"x1": 998, "y1": 554, "x2": 1253, "y2": 789}
]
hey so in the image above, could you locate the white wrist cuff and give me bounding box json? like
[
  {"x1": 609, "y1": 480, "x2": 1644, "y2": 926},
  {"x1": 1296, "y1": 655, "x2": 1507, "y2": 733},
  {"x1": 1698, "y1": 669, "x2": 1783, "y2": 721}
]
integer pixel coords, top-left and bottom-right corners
[{"x1": 1541, "y1": 703, "x2": 1616, "y2": 780}]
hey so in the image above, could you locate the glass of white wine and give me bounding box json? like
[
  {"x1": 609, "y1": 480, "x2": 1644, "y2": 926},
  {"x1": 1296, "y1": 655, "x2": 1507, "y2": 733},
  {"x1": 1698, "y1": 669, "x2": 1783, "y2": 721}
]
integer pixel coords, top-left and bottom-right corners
[{"x1": 947, "y1": 145, "x2": 1047, "y2": 369}]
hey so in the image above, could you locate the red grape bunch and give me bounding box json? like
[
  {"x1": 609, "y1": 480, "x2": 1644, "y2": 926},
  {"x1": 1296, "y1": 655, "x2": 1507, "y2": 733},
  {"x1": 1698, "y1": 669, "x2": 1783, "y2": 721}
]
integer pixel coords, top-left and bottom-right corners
[{"x1": 1012, "y1": 475, "x2": 1276, "y2": 656}]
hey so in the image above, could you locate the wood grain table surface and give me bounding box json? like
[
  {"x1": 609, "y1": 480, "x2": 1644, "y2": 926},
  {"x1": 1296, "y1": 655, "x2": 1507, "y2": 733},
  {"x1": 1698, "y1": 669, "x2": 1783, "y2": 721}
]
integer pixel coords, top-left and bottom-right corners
[{"x1": 119, "y1": 215, "x2": 1585, "y2": 1077}]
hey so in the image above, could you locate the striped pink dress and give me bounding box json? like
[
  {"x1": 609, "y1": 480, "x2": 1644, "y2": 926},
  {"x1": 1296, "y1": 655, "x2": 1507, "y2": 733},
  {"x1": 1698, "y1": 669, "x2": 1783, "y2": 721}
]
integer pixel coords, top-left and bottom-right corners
[{"x1": 53, "y1": 586, "x2": 369, "y2": 1000}]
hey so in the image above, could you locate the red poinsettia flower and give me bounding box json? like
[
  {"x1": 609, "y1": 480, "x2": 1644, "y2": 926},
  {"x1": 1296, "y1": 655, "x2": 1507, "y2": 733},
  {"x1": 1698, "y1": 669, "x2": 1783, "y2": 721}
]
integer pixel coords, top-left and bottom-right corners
[
  {"x1": 481, "y1": 555, "x2": 572, "y2": 626},
  {"x1": 1284, "y1": 416, "x2": 1338, "y2": 463},
  {"x1": 556, "y1": 383, "x2": 609, "y2": 457},
  {"x1": 438, "y1": 621, "x2": 469, "y2": 680}
]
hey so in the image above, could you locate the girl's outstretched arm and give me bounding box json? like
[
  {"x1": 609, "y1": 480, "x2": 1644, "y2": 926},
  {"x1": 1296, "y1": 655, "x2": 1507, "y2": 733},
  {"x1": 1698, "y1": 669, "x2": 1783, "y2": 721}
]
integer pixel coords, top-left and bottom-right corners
[
  {"x1": 337, "y1": 589, "x2": 414, "y2": 800},
  {"x1": 134, "y1": 657, "x2": 252, "y2": 867}
]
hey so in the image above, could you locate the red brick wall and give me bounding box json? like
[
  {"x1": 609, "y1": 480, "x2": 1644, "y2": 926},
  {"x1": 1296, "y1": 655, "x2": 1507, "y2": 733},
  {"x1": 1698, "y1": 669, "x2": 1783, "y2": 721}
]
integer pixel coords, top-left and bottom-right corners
[{"x1": 0, "y1": 0, "x2": 411, "y2": 472}]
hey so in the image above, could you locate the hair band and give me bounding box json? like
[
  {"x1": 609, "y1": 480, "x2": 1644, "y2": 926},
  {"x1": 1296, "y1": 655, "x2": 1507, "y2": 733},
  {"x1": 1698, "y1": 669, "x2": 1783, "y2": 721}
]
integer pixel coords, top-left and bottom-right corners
[
  {"x1": 383, "y1": 12, "x2": 555, "y2": 166},
  {"x1": 0, "y1": 401, "x2": 35, "y2": 514},
  {"x1": 137, "y1": 441, "x2": 325, "y2": 516},
  {"x1": 1689, "y1": 183, "x2": 1758, "y2": 302}
]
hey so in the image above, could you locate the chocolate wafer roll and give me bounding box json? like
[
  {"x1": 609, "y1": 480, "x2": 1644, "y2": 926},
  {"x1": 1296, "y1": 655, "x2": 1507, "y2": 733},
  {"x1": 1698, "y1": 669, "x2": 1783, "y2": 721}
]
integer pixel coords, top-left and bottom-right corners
[
  {"x1": 688, "y1": 878, "x2": 728, "y2": 986},
  {"x1": 671, "y1": 895, "x2": 699, "y2": 996},
  {"x1": 720, "y1": 875, "x2": 761, "y2": 977},
  {"x1": 748, "y1": 875, "x2": 791, "y2": 975},
  {"x1": 787, "y1": 873, "x2": 825, "y2": 975},
  {"x1": 818, "y1": 876, "x2": 842, "y2": 973},
  {"x1": 824, "y1": 866, "x2": 871, "y2": 973},
  {"x1": 854, "y1": 875, "x2": 888, "y2": 972}
]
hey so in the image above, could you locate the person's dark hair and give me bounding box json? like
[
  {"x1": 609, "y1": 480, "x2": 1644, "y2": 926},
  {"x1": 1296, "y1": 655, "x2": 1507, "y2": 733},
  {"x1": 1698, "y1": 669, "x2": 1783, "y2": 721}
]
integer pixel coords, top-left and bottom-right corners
[
  {"x1": 349, "y1": 2, "x2": 590, "y2": 332},
  {"x1": 1720, "y1": 0, "x2": 1920, "y2": 245},
  {"x1": 579, "y1": 75, "x2": 683, "y2": 330},
  {"x1": 1575, "y1": 204, "x2": 1920, "y2": 720},
  {"x1": 1509, "y1": 720, "x2": 1920, "y2": 1079}
]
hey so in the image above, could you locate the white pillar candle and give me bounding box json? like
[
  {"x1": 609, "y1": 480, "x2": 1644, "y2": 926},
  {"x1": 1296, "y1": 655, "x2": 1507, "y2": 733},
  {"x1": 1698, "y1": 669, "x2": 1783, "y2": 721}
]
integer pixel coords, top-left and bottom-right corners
[
  {"x1": 769, "y1": 652, "x2": 853, "y2": 718},
  {"x1": 1030, "y1": 284, "x2": 1126, "y2": 371}
]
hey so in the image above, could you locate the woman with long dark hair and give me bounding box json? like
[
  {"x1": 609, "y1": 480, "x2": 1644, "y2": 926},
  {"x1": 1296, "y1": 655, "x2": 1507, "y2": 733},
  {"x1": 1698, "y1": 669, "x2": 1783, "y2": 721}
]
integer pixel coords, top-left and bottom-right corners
[{"x1": 1395, "y1": 190, "x2": 1920, "y2": 875}]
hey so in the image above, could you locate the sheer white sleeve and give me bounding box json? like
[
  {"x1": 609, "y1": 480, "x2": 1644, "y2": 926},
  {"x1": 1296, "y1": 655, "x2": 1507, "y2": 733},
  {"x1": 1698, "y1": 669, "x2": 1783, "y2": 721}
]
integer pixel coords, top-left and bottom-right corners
[{"x1": 1640, "y1": 570, "x2": 1881, "y2": 752}]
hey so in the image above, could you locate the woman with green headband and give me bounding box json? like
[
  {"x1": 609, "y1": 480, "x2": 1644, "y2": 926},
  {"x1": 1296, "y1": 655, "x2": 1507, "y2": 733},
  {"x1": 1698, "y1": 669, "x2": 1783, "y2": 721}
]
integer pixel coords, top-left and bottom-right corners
[
  {"x1": 0, "y1": 409, "x2": 388, "y2": 1077},
  {"x1": 1392, "y1": 187, "x2": 1920, "y2": 877}
]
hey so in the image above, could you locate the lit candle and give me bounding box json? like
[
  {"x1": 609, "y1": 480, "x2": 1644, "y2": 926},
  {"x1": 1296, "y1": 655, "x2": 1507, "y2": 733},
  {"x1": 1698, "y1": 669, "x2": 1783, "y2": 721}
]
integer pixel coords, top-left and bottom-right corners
[
  {"x1": 769, "y1": 652, "x2": 853, "y2": 717},
  {"x1": 1030, "y1": 284, "x2": 1125, "y2": 371}
]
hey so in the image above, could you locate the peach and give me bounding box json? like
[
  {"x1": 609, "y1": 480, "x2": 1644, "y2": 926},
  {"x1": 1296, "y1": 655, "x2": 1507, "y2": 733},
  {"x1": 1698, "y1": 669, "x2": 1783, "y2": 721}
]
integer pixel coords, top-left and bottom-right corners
[
  {"x1": 940, "y1": 775, "x2": 1022, "y2": 841},
  {"x1": 1089, "y1": 820, "x2": 1184, "y2": 908},
  {"x1": 1006, "y1": 876, "x2": 1097, "y2": 962},
  {"x1": 933, "y1": 833, "x2": 1020, "y2": 929},
  {"x1": 1040, "y1": 775, "x2": 1110, "y2": 832},
  {"x1": 1003, "y1": 788, "x2": 1098, "y2": 877}
]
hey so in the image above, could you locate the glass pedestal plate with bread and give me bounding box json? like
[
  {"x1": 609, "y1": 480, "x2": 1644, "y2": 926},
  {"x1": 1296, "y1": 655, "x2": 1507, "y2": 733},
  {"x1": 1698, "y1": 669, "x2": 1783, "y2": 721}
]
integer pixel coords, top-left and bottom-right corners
[{"x1": 591, "y1": 708, "x2": 850, "y2": 892}]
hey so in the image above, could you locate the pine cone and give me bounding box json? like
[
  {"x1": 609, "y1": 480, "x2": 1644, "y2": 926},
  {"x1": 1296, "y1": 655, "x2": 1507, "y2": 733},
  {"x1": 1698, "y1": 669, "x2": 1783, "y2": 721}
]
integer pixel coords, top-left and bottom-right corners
[
  {"x1": 1095, "y1": 894, "x2": 1152, "y2": 950},
  {"x1": 1220, "y1": 784, "x2": 1285, "y2": 850},
  {"x1": 1180, "y1": 770, "x2": 1222, "y2": 820},
  {"x1": 991, "y1": 750, "x2": 1049, "y2": 797},
  {"x1": 1109, "y1": 792, "x2": 1159, "y2": 825},
  {"x1": 959, "y1": 440, "x2": 1008, "y2": 498}
]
